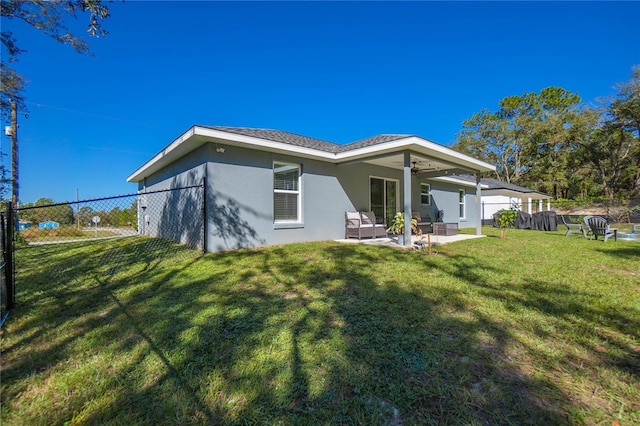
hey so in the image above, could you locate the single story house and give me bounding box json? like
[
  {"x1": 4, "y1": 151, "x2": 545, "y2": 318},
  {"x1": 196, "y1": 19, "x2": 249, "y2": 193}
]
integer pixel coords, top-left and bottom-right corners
[
  {"x1": 451, "y1": 177, "x2": 552, "y2": 224},
  {"x1": 127, "y1": 126, "x2": 496, "y2": 251}
]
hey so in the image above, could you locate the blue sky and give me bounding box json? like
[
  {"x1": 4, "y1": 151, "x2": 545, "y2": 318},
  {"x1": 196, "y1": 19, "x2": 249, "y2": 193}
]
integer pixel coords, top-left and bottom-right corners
[{"x1": 2, "y1": 1, "x2": 639, "y2": 204}]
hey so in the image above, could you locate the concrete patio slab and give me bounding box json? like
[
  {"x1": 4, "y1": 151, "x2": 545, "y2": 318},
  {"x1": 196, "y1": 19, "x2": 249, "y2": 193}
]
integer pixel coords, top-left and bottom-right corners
[{"x1": 336, "y1": 233, "x2": 486, "y2": 249}]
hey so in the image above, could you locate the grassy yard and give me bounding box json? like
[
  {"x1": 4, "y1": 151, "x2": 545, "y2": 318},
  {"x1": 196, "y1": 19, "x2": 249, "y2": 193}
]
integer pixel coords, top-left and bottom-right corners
[
  {"x1": 1, "y1": 228, "x2": 638, "y2": 425},
  {"x1": 18, "y1": 226, "x2": 122, "y2": 244}
]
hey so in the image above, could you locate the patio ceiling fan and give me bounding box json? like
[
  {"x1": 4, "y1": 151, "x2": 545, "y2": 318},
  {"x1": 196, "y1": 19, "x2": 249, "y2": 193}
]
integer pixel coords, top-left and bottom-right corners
[{"x1": 411, "y1": 161, "x2": 437, "y2": 175}]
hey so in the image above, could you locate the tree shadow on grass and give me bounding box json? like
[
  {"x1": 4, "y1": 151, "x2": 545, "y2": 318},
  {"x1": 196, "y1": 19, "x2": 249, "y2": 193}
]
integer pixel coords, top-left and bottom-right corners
[
  {"x1": 2, "y1": 237, "x2": 201, "y2": 376},
  {"x1": 594, "y1": 245, "x2": 640, "y2": 260},
  {"x1": 2, "y1": 241, "x2": 638, "y2": 424}
]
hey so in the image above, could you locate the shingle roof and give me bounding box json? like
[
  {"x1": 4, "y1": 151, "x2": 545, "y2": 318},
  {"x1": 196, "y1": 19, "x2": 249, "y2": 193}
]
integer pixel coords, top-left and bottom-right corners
[
  {"x1": 201, "y1": 126, "x2": 339, "y2": 152},
  {"x1": 200, "y1": 126, "x2": 415, "y2": 154},
  {"x1": 454, "y1": 175, "x2": 543, "y2": 194},
  {"x1": 129, "y1": 125, "x2": 496, "y2": 182},
  {"x1": 480, "y1": 178, "x2": 538, "y2": 193},
  {"x1": 335, "y1": 134, "x2": 414, "y2": 152}
]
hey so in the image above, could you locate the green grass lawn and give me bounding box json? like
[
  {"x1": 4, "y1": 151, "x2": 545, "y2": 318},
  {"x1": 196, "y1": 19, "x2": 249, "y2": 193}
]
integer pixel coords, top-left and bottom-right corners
[
  {"x1": 18, "y1": 226, "x2": 122, "y2": 244},
  {"x1": 1, "y1": 227, "x2": 639, "y2": 425}
]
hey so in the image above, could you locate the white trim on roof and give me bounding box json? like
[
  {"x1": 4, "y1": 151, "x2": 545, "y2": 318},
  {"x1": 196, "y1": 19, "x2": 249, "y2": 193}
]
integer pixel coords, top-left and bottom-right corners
[
  {"x1": 127, "y1": 126, "x2": 496, "y2": 183},
  {"x1": 432, "y1": 176, "x2": 490, "y2": 188},
  {"x1": 334, "y1": 136, "x2": 494, "y2": 171},
  {"x1": 483, "y1": 189, "x2": 550, "y2": 200},
  {"x1": 197, "y1": 127, "x2": 337, "y2": 160}
]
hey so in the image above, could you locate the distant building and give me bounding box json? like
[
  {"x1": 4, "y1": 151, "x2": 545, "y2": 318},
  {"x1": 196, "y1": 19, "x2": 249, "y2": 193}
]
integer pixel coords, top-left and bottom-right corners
[
  {"x1": 452, "y1": 175, "x2": 551, "y2": 224},
  {"x1": 39, "y1": 221, "x2": 60, "y2": 229}
]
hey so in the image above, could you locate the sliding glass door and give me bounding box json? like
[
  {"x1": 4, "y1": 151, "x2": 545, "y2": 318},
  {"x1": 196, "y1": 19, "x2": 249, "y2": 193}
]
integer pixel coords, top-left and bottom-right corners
[{"x1": 370, "y1": 177, "x2": 398, "y2": 225}]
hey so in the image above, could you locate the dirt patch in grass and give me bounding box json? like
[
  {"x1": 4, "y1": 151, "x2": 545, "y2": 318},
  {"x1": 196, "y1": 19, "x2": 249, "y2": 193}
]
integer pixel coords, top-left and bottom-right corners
[{"x1": 599, "y1": 265, "x2": 638, "y2": 277}]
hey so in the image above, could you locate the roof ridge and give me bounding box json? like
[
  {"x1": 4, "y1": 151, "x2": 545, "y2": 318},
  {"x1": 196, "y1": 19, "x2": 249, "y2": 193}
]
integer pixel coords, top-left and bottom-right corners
[{"x1": 199, "y1": 126, "x2": 436, "y2": 154}]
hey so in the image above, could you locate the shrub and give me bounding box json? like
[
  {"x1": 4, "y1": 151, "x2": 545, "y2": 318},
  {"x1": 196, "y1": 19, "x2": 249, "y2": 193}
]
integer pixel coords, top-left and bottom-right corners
[{"x1": 495, "y1": 209, "x2": 518, "y2": 239}]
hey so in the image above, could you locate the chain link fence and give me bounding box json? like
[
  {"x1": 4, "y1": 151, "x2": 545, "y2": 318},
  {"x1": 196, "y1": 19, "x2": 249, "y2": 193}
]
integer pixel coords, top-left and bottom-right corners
[
  {"x1": 4, "y1": 185, "x2": 204, "y2": 317},
  {"x1": 16, "y1": 185, "x2": 204, "y2": 248},
  {"x1": 550, "y1": 197, "x2": 640, "y2": 223},
  {"x1": 481, "y1": 197, "x2": 640, "y2": 225}
]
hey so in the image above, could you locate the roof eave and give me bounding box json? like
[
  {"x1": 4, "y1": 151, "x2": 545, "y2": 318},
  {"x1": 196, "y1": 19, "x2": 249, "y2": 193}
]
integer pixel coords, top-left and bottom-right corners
[
  {"x1": 483, "y1": 188, "x2": 551, "y2": 199},
  {"x1": 335, "y1": 136, "x2": 496, "y2": 173},
  {"x1": 127, "y1": 125, "x2": 337, "y2": 182},
  {"x1": 432, "y1": 176, "x2": 490, "y2": 188},
  {"x1": 128, "y1": 128, "x2": 496, "y2": 183}
]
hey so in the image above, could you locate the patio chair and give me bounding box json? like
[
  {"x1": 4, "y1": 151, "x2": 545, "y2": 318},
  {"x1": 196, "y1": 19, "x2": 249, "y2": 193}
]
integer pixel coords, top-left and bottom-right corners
[
  {"x1": 582, "y1": 215, "x2": 594, "y2": 238},
  {"x1": 412, "y1": 212, "x2": 433, "y2": 235},
  {"x1": 345, "y1": 211, "x2": 387, "y2": 239},
  {"x1": 587, "y1": 216, "x2": 617, "y2": 242},
  {"x1": 559, "y1": 215, "x2": 586, "y2": 238}
]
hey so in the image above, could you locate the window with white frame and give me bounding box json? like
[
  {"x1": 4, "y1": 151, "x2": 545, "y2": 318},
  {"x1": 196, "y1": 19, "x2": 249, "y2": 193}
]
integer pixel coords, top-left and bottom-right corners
[
  {"x1": 459, "y1": 189, "x2": 466, "y2": 219},
  {"x1": 273, "y1": 162, "x2": 301, "y2": 222},
  {"x1": 420, "y1": 183, "x2": 431, "y2": 206}
]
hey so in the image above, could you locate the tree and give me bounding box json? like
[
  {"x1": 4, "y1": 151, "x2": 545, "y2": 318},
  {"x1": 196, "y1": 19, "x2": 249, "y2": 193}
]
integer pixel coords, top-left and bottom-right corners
[
  {"x1": 19, "y1": 197, "x2": 74, "y2": 225},
  {"x1": 456, "y1": 70, "x2": 640, "y2": 199},
  {"x1": 454, "y1": 109, "x2": 514, "y2": 182},
  {"x1": 0, "y1": 152, "x2": 10, "y2": 199},
  {"x1": 454, "y1": 87, "x2": 582, "y2": 198},
  {"x1": 514, "y1": 87, "x2": 581, "y2": 198},
  {"x1": 78, "y1": 206, "x2": 94, "y2": 226},
  {"x1": 608, "y1": 66, "x2": 640, "y2": 195},
  {"x1": 1, "y1": 0, "x2": 110, "y2": 204},
  {"x1": 570, "y1": 68, "x2": 640, "y2": 199},
  {"x1": 1, "y1": 0, "x2": 110, "y2": 119}
]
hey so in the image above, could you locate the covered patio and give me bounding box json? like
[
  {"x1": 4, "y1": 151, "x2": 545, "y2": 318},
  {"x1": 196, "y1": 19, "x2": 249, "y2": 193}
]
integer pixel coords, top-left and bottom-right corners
[{"x1": 334, "y1": 135, "x2": 496, "y2": 247}]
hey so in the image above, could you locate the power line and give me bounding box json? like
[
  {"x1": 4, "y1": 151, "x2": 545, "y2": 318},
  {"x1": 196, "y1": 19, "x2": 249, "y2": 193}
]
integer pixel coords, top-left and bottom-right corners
[{"x1": 24, "y1": 101, "x2": 151, "y2": 126}]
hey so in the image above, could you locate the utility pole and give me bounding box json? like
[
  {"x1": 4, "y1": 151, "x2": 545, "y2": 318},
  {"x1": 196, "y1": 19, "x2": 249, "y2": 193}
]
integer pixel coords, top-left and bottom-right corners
[{"x1": 10, "y1": 100, "x2": 18, "y2": 207}]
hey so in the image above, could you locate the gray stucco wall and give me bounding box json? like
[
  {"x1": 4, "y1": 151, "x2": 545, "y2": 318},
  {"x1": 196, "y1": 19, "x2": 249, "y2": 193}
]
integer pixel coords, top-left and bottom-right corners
[
  {"x1": 136, "y1": 144, "x2": 207, "y2": 249},
  {"x1": 138, "y1": 143, "x2": 481, "y2": 251},
  {"x1": 410, "y1": 178, "x2": 480, "y2": 229}
]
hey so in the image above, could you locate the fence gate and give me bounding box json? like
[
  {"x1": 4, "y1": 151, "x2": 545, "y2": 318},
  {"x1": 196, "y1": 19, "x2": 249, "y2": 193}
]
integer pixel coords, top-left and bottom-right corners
[{"x1": 1, "y1": 207, "x2": 15, "y2": 327}]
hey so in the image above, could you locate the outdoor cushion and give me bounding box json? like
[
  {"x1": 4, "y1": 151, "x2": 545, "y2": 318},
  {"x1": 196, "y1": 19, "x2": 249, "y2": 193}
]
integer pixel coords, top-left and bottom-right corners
[
  {"x1": 345, "y1": 212, "x2": 361, "y2": 227},
  {"x1": 345, "y1": 211, "x2": 387, "y2": 239},
  {"x1": 360, "y1": 212, "x2": 375, "y2": 225},
  {"x1": 412, "y1": 212, "x2": 433, "y2": 234}
]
